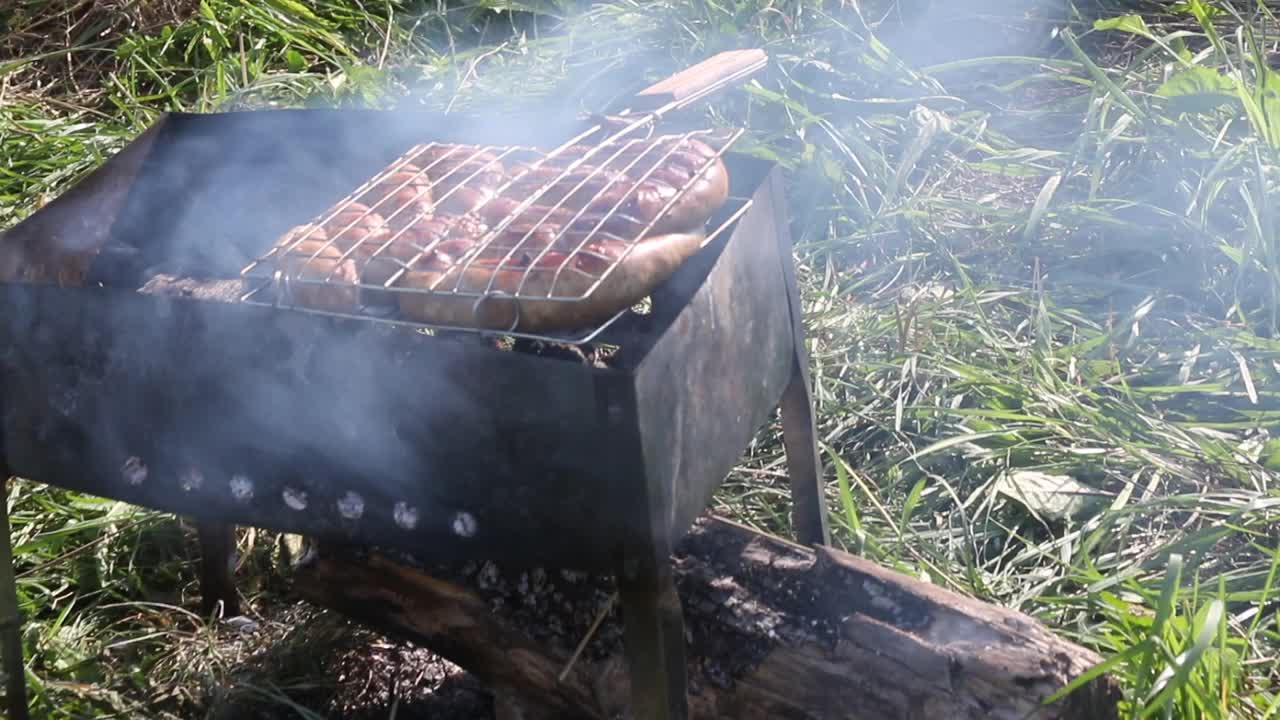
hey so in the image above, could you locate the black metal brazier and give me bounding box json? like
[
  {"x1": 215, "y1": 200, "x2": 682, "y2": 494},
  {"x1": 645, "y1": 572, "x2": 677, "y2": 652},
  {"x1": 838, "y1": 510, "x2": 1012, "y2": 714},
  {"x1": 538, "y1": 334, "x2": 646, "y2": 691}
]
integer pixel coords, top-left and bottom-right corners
[{"x1": 0, "y1": 52, "x2": 831, "y2": 720}]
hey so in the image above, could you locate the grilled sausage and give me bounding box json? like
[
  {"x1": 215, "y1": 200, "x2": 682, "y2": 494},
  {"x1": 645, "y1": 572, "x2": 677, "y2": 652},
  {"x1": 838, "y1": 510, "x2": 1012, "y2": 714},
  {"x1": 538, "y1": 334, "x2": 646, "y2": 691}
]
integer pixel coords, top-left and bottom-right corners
[
  {"x1": 416, "y1": 145, "x2": 507, "y2": 191},
  {"x1": 392, "y1": 226, "x2": 705, "y2": 333},
  {"x1": 360, "y1": 212, "x2": 489, "y2": 288},
  {"x1": 341, "y1": 147, "x2": 506, "y2": 218},
  {"x1": 297, "y1": 164, "x2": 436, "y2": 230},
  {"x1": 271, "y1": 205, "x2": 403, "y2": 309},
  {"x1": 270, "y1": 228, "x2": 362, "y2": 312},
  {"x1": 504, "y1": 142, "x2": 729, "y2": 234},
  {"x1": 361, "y1": 170, "x2": 434, "y2": 227},
  {"x1": 546, "y1": 135, "x2": 727, "y2": 194},
  {"x1": 417, "y1": 145, "x2": 506, "y2": 172},
  {"x1": 309, "y1": 208, "x2": 395, "y2": 271},
  {"x1": 267, "y1": 135, "x2": 726, "y2": 329},
  {"x1": 469, "y1": 198, "x2": 658, "y2": 243},
  {"x1": 419, "y1": 137, "x2": 728, "y2": 235},
  {"x1": 434, "y1": 185, "x2": 500, "y2": 216},
  {"x1": 556, "y1": 136, "x2": 723, "y2": 175}
]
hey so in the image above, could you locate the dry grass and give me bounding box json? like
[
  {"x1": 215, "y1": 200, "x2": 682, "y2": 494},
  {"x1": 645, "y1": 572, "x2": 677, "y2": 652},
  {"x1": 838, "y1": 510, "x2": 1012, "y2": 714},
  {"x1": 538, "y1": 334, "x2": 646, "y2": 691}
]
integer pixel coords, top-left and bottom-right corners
[{"x1": 2, "y1": 0, "x2": 203, "y2": 104}]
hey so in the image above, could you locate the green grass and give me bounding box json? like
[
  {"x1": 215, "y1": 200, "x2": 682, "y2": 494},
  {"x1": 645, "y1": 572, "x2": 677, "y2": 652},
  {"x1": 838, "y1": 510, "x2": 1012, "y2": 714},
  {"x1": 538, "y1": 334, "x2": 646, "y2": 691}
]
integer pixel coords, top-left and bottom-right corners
[{"x1": 4, "y1": 0, "x2": 1280, "y2": 717}]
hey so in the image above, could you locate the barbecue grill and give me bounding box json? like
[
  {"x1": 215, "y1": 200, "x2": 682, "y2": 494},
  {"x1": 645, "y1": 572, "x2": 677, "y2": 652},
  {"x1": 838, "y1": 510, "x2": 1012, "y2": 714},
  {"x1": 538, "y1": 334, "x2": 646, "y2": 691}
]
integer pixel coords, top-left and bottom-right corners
[{"x1": 0, "y1": 50, "x2": 831, "y2": 720}]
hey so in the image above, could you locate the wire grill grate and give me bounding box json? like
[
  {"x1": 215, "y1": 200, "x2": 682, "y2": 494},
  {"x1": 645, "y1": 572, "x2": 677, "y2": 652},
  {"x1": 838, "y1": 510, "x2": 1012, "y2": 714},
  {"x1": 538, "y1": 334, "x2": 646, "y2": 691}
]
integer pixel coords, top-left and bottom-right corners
[{"x1": 238, "y1": 122, "x2": 748, "y2": 343}]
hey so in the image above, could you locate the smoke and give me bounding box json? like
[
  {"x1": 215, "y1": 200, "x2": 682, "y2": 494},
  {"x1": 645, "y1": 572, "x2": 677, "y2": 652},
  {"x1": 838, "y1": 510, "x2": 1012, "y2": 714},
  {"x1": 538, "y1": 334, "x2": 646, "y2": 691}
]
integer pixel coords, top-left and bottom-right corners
[
  {"x1": 0, "y1": 0, "x2": 1088, "y2": 565},
  {"x1": 871, "y1": 0, "x2": 1064, "y2": 67},
  {"x1": 72, "y1": 4, "x2": 708, "y2": 559},
  {"x1": 0, "y1": 83, "x2": 632, "y2": 566}
]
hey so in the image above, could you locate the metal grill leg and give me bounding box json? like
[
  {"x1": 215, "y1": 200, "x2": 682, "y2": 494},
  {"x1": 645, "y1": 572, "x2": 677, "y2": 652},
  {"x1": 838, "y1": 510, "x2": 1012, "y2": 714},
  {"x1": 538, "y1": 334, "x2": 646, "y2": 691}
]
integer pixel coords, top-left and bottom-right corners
[
  {"x1": 771, "y1": 155, "x2": 833, "y2": 550},
  {"x1": 780, "y1": 356, "x2": 831, "y2": 548},
  {"x1": 618, "y1": 564, "x2": 688, "y2": 720},
  {"x1": 195, "y1": 521, "x2": 240, "y2": 618},
  {"x1": 0, "y1": 479, "x2": 29, "y2": 720}
]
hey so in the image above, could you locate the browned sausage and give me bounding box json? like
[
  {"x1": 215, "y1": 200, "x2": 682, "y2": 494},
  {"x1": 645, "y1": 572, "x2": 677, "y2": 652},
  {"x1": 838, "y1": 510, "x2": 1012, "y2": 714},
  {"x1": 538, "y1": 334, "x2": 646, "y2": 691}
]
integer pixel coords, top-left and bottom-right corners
[
  {"x1": 269, "y1": 136, "x2": 725, "y2": 328},
  {"x1": 550, "y1": 137, "x2": 724, "y2": 188},
  {"x1": 270, "y1": 231, "x2": 362, "y2": 312},
  {"x1": 365, "y1": 187, "x2": 433, "y2": 227},
  {"x1": 319, "y1": 209, "x2": 393, "y2": 259},
  {"x1": 360, "y1": 212, "x2": 491, "y2": 287},
  {"x1": 505, "y1": 174, "x2": 679, "y2": 228},
  {"x1": 433, "y1": 185, "x2": 499, "y2": 215},
  {"x1": 431, "y1": 136, "x2": 727, "y2": 235},
  {"x1": 415, "y1": 144, "x2": 507, "y2": 188},
  {"x1": 393, "y1": 226, "x2": 705, "y2": 333},
  {"x1": 504, "y1": 150, "x2": 728, "y2": 234},
  {"x1": 415, "y1": 144, "x2": 505, "y2": 169},
  {"x1": 345, "y1": 169, "x2": 435, "y2": 226},
  {"x1": 555, "y1": 136, "x2": 721, "y2": 169},
  {"x1": 464, "y1": 197, "x2": 647, "y2": 240}
]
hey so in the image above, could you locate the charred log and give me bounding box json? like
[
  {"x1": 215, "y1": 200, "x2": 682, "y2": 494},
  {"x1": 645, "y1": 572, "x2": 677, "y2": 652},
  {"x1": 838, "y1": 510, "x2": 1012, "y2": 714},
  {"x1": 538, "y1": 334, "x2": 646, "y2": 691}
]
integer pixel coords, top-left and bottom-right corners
[{"x1": 292, "y1": 516, "x2": 1122, "y2": 720}]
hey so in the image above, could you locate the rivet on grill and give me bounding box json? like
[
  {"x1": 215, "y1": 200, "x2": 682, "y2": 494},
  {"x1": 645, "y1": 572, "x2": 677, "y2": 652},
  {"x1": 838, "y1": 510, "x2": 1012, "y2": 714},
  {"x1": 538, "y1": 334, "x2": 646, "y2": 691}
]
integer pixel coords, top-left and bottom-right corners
[
  {"x1": 451, "y1": 511, "x2": 478, "y2": 538},
  {"x1": 282, "y1": 487, "x2": 308, "y2": 511},
  {"x1": 179, "y1": 467, "x2": 204, "y2": 492},
  {"x1": 121, "y1": 456, "x2": 147, "y2": 486},
  {"x1": 337, "y1": 491, "x2": 364, "y2": 520},
  {"x1": 394, "y1": 502, "x2": 419, "y2": 530},
  {"x1": 230, "y1": 474, "x2": 254, "y2": 502}
]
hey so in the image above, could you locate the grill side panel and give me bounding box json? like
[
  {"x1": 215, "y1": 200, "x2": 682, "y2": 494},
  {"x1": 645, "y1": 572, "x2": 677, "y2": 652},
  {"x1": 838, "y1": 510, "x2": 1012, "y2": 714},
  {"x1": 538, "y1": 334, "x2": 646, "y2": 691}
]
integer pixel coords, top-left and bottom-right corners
[
  {"x1": 632, "y1": 161, "x2": 797, "y2": 547},
  {"x1": 0, "y1": 118, "x2": 171, "y2": 287},
  {"x1": 0, "y1": 287, "x2": 633, "y2": 571}
]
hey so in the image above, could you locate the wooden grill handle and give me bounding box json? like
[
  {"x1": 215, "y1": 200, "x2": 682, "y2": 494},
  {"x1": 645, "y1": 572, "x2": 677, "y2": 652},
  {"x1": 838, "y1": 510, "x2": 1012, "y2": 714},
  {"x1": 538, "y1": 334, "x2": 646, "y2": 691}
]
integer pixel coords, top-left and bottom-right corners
[{"x1": 628, "y1": 48, "x2": 768, "y2": 113}]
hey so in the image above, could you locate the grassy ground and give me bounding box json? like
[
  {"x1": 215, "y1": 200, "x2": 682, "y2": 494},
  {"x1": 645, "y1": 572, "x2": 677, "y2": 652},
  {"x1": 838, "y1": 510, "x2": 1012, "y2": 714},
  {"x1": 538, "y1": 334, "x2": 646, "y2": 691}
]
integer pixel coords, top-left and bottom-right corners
[{"x1": 3, "y1": 0, "x2": 1280, "y2": 717}]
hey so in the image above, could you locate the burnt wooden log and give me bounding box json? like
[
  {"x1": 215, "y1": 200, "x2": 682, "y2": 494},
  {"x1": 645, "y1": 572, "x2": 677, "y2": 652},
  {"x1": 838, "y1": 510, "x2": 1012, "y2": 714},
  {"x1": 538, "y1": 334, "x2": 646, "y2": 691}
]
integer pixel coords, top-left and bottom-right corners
[{"x1": 291, "y1": 517, "x2": 1122, "y2": 720}]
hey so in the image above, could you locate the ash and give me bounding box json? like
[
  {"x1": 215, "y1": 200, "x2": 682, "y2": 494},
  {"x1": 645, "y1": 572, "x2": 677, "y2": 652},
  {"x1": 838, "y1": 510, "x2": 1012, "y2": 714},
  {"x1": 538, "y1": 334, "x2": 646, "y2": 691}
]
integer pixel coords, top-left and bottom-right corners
[
  {"x1": 194, "y1": 601, "x2": 496, "y2": 720},
  {"x1": 387, "y1": 551, "x2": 624, "y2": 663},
  {"x1": 327, "y1": 638, "x2": 495, "y2": 720}
]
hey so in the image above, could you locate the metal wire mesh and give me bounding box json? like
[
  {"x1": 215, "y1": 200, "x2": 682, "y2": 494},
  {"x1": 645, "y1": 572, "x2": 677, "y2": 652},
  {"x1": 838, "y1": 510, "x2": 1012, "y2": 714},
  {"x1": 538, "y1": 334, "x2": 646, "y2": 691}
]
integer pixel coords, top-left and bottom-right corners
[
  {"x1": 240, "y1": 197, "x2": 750, "y2": 345},
  {"x1": 238, "y1": 122, "x2": 747, "y2": 342}
]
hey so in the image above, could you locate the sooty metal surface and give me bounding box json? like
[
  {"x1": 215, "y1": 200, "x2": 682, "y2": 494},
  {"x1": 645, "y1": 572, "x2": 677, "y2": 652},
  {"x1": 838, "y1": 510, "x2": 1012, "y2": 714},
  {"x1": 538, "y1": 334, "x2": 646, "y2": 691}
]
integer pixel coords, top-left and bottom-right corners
[{"x1": 0, "y1": 108, "x2": 796, "y2": 573}]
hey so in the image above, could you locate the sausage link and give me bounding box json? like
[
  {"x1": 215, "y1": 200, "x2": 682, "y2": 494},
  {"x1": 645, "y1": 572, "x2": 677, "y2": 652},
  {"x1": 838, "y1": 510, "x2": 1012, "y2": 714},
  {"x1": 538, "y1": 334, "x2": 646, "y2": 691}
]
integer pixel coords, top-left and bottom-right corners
[{"x1": 434, "y1": 185, "x2": 498, "y2": 215}]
